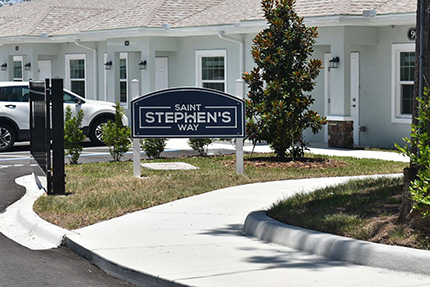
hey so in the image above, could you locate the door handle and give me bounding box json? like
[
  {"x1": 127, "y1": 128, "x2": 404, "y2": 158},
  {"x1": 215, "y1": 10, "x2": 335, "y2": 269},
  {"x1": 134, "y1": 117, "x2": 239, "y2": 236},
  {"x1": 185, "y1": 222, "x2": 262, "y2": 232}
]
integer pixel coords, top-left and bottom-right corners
[{"x1": 5, "y1": 104, "x2": 16, "y2": 108}]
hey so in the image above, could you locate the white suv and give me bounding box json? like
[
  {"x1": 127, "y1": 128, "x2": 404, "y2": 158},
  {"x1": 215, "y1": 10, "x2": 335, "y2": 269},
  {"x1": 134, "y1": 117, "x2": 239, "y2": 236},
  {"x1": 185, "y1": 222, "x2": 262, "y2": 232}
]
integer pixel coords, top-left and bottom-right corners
[{"x1": 0, "y1": 82, "x2": 128, "y2": 151}]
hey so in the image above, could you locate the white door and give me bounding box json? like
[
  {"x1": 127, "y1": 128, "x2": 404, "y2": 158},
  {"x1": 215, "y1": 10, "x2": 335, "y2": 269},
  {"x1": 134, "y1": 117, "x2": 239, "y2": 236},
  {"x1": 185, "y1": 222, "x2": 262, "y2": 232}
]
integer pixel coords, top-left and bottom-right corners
[
  {"x1": 323, "y1": 53, "x2": 331, "y2": 143},
  {"x1": 155, "y1": 57, "x2": 168, "y2": 91},
  {"x1": 324, "y1": 53, "x2": 360, "y2": 145},
  {"x1": 38, "y1": 60, "x2": 52, "y2": 81},
  {"x1": 350, "y1": 53, "x2": 360, "y2": 146}
]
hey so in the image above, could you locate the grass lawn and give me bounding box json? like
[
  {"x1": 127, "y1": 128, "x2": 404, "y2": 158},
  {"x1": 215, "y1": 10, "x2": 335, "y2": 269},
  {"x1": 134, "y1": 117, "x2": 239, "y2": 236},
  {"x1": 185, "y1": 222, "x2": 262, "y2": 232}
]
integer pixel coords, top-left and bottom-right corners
[
  {"x1": 34, "y1": 153, "x2": 407, "y2": 230},
  {"x1": 268, "y1": 177, "x2": 430, "y2": 250}
]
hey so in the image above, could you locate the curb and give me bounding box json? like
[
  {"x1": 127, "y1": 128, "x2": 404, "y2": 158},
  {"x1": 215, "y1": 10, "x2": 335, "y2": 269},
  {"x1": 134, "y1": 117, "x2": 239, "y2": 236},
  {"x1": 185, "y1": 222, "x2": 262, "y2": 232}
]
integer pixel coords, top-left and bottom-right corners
[
  {"x1": 243, "y1": 210, "x2": 430, "y2": 275},
  {"x1": 63, "y1": 237, "x2": 188, "y2": 287},
  {"x1": 0, "y1": 174, "x2": 72, "y2": 250}
]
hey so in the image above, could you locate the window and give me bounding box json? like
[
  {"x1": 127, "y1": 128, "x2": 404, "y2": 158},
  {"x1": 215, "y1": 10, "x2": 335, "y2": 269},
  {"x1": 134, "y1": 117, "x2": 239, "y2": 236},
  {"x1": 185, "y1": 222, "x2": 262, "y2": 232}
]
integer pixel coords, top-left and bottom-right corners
[
  {"x1": 120, "y1": 53, "x2": 128, "y2": 105},
  {"x1": 63, "y1": 92, "x2": 79, "y2": 104},
  {"x1": 392, "y1": 44, "x2": 414, "y2": 123},
  {"x1": 196, "y1": 50, "x2": 226, "y2": 92},
  {"x1": 66, "y1": 54, "x2": 86, "y2": 98},
  {"x1": 13, "y1": 56, "x2": 23, "y2": 82},
  {"x1": 0, "y1": 86, "x2": 29, "y2": 102}
]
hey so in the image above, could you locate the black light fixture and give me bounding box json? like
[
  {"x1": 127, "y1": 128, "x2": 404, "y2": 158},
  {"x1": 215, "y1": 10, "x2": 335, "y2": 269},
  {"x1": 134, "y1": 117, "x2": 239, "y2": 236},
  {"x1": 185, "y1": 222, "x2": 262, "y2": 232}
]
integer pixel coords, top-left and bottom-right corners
[
  {"x1": 1, "y1": 63, "x2": 7, "y2": 71},
  {"x1": 138, "y1": 60, "x2": 147, "y2": 70},
  {"x1": 104, "y1": 61, "x2": 112, "y2": 70},
  {"x1": 24, "y1": 62, "x2": 31, "y2": 71},
  {"x1": 329, "y1": 57, "x2": 340, "y2": 70}
]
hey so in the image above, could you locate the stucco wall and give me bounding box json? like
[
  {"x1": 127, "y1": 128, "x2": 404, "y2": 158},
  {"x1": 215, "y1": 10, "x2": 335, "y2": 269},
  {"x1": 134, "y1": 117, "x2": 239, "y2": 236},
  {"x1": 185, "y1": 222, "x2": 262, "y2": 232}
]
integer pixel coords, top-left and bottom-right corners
[
  {"x1": 303, "y1": 25, "x2": 414, "y2": 148},
  {"x1": 0, "y1": 23, "x2": 417, "y2": 148},
  {"x1": 357, "y1": 25, "x2": 413, "y2": 148}
]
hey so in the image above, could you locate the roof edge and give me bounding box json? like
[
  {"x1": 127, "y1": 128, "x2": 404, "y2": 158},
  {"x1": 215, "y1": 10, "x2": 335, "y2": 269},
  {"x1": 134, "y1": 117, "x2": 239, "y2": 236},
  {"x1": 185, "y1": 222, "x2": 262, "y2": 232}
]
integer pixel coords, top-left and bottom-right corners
[{"x1": 0, "y1": 12, "x2": 416, "y2": 44}]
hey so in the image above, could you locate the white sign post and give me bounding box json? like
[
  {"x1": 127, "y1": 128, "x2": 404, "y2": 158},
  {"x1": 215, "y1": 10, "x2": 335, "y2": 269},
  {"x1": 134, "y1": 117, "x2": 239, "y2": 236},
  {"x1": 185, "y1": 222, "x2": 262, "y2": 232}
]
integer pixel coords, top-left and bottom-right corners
[
  {"x1": 235, "y1": 79, "x2": 244, "y2": 175},
  {"x1": 131, "y1": 79, "x2": 141, "y2": 178}
]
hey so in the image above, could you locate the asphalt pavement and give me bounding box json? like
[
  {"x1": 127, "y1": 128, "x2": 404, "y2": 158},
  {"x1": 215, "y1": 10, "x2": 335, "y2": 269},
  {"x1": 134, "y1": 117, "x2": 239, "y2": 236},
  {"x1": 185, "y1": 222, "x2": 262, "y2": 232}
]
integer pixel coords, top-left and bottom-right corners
[{"x1": 0, "y1": 164, "x2": 134, "y2": 287}]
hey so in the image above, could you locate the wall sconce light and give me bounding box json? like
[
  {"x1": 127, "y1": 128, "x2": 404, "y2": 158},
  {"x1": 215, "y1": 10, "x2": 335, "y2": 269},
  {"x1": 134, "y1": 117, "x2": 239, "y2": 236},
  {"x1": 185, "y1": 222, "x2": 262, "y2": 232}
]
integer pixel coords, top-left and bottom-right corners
[
  {"x1": 329, "y1": 57, "x2": 340, "y2": 70},
  {"x1": 24, "y1": 62, "x2": 31, "y2": 71},
  {"x1": 104, "y1": 61, "x2": 112, "y2": 70},
  {"x1": 1, "y1": 63, "x2": 7, "y2": 71},
  {"x1": 138, "y1": 60, "x2": 147, "y2": 70}
]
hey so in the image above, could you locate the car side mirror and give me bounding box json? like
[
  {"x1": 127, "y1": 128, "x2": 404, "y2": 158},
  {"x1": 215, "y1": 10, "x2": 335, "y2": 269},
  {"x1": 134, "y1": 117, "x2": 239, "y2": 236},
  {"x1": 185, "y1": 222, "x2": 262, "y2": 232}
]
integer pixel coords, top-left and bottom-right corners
[{"x1": 75, "y1": 98, "x2": 85, "y2": 104}]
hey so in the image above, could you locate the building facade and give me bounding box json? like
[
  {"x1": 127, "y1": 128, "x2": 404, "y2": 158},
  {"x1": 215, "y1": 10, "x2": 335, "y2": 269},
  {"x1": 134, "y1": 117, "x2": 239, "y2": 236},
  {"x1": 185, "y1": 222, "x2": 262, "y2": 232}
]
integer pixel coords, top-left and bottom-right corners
[{"x1": 0, "y1": 0, "x2": 418, "y2": 148}]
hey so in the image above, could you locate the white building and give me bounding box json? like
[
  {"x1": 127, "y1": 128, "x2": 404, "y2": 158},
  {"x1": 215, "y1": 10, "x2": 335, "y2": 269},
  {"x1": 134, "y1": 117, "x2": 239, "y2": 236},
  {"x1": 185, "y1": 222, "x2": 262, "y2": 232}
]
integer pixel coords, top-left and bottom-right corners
[{"x1": 0, "y1": 0, "x2": 418, "y2": 148}]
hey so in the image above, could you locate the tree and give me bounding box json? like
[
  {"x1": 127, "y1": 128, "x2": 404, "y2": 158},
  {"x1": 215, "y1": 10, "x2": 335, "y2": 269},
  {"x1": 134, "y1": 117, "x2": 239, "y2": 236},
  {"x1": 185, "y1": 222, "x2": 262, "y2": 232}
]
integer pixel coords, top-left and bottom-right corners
[
  {"x1": 102, "y1": 102, "x2": 131, "y2": 161},
  {"x1": 243, "y1": 0, "x2": 326, "y2": 160},
  {"x1": 398, "y1": 0, "x2": 430, "y2": 227}
]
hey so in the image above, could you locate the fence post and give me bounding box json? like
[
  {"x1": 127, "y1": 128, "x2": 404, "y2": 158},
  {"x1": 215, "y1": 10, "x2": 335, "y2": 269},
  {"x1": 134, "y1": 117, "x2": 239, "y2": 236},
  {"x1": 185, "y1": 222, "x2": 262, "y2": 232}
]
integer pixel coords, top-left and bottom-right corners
[
  {"x1": 131, "y1": 79, "x2": 141, "y2": 177},
  {"x1": 51, "y1": 78, "x2": 65, "y2": 195}
]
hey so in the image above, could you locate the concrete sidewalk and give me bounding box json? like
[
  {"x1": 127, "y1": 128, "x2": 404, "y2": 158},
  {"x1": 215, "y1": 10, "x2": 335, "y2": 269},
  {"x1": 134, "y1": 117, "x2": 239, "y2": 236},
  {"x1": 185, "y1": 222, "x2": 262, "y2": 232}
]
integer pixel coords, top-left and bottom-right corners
[
  {"x1": 2, "y1": 141, "x2": 429, "y2": 286},
  {"x1": 64, "y1": 175, "x2": 430, "y2": 287}
]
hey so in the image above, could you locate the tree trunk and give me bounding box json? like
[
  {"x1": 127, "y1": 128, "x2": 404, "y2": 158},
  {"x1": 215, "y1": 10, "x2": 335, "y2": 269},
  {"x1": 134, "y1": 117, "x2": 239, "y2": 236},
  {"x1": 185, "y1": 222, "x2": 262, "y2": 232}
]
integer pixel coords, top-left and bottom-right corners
[{"x1": 399, "y1": 0, "x2": 430, "y2": 224}]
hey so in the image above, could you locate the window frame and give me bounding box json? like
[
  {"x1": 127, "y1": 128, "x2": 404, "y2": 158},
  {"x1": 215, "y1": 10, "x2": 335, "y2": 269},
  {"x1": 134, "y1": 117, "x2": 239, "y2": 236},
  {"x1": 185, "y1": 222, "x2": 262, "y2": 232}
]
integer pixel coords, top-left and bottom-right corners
[
  {"x1": 195, "y1": 50, "x2": 227, "y2": 93},
  {"x1": 391, "y1": 43, "x2": 414, "y2": 124},
  {"x1": 65, "y1": 54, "x2": 87, "y2": 98}
]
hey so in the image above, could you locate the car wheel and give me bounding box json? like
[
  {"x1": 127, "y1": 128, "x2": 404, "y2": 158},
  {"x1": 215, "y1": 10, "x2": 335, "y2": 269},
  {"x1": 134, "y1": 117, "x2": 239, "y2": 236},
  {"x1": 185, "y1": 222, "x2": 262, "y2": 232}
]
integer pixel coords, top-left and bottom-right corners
[
  {"x1": 89, "y1": 117, "x2": 113, "y2": 145},
  {"x1": 0, "y1": 123, "x2": 16, "y2": 152}
]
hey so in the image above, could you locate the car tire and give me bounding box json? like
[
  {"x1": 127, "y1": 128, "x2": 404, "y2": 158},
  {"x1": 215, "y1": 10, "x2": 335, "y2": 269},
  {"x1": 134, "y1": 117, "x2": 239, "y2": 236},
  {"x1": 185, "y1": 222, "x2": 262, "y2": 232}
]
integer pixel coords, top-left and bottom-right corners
[
  {"x1": 0, "y1": 123, "x2": 16, "y2": 152},
  {"x1": 88, "y1": 117, "x2": 113, "y2": 145}
]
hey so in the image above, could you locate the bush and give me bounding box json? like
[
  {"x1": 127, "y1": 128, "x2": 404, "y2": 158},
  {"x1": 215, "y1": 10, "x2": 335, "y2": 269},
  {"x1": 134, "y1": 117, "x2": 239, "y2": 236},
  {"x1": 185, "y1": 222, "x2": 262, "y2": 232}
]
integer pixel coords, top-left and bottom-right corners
[
  {"x1": 396, "y1": 88, "x2": 430, "y2": 217},
  {"x1": 64, "y1": 106, "x2": 86, "y2": 164},
  {"x1": 141, "y1": 138, "x2": 167, "y2": 159},
  {"x1": 102, "y1": 102, "x2": 131, "y2": 161},
  {"x1": 188, "y1": 138, "x2": 213, "y2": 156}
]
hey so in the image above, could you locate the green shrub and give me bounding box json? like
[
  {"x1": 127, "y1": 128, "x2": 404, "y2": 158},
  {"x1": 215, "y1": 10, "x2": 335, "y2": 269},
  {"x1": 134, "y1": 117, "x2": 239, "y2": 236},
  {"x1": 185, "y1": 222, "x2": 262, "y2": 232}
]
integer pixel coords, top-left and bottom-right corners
[
  {"x1": 396, "y1": 88, "x2": 430, "y2": 217},
  {"x1": 188, "y1": 138, "x2": 213, "y2": 156},
  {"x1": 64, "y1": 106, "x2": 86, "y2": 164},
  {"x1": 102, "y1": 102, "x2": 131, "y2": 161},
  {"x1": 141, "y1": 138, "x2": 167, "y2": 159}
]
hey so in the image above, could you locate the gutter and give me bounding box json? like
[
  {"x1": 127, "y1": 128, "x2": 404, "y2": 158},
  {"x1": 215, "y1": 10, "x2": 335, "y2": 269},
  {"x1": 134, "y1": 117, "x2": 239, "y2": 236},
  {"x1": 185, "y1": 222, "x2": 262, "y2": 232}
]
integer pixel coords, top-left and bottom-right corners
[
  {"x1": 0, "y1": 12, "x2": 416, "y2": 45},
  {"x1": 74, "y1": 39, "x2": 98, "y2": 100},
  {"x1": 218, "y1": 31, "x2": 245, "y2": 98}
]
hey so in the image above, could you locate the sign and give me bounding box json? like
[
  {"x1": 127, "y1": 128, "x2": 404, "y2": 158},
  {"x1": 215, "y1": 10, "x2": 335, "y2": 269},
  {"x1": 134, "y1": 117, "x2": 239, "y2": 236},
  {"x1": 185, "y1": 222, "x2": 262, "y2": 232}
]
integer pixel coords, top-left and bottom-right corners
[
  {"x1": 408, "y1": 27, "x2": 417, "y2": 41},
  {"x1": 131, "y1": 87, "x2": 245, "y2": 138}
]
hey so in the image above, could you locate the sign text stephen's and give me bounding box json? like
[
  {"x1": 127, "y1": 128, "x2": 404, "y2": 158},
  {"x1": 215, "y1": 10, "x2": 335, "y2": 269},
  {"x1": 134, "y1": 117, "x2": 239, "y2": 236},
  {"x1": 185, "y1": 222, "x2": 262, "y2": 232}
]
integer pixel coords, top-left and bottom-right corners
[{"x1": 131, "y1": 88, "x2": 245, "y2": 138}]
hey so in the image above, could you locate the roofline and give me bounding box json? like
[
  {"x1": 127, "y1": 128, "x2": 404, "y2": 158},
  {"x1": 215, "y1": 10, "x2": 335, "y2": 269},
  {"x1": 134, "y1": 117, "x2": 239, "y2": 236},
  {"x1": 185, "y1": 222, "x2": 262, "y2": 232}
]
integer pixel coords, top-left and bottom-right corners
[
  {"x1": 0, "y1": 12, "x2": 416, "y2": 45},
  {"x1": 304, "y1": 12, "x2": 416, "y2": 27}
]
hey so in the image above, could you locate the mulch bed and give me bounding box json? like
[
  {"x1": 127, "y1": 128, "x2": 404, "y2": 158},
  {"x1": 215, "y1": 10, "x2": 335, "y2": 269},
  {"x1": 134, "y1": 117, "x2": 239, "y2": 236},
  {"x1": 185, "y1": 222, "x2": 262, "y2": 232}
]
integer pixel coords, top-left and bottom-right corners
[{"x1": 223, "y1": 156, "x2": 347, "y2": 169}]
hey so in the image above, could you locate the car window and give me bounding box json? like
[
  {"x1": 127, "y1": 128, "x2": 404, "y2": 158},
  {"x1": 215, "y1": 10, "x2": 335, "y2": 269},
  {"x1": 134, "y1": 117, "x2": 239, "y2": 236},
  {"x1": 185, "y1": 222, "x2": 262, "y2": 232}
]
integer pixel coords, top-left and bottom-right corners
[
  {"x1": 63, "y1": 92, "x2": 77, "y2": 103},
  {"x1": 0, "y1": 86, "x2": 30, "y2": 102}
]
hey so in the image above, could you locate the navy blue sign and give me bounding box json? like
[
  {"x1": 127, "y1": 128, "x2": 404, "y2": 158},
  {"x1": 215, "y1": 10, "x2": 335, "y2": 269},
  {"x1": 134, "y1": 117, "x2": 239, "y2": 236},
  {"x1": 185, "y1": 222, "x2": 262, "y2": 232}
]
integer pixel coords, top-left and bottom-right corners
[{"x1": 131, "y1": 87, "x2": 245, "y2": 138}]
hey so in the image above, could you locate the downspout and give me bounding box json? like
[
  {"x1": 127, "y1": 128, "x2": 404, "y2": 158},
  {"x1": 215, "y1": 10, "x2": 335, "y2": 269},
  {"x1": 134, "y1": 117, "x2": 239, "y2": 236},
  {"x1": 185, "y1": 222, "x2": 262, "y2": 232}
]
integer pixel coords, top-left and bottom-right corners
[
  {"x1": 74, "y1": 39, "x2": 98, "y2": 99},
  {"x1": 218, "y1": 31, "x2": 245, "y2": 98}
]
